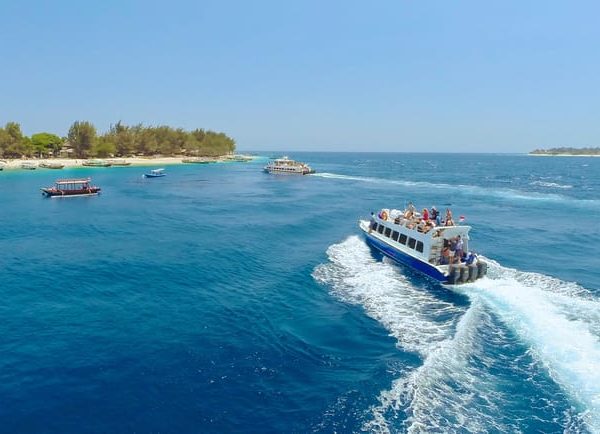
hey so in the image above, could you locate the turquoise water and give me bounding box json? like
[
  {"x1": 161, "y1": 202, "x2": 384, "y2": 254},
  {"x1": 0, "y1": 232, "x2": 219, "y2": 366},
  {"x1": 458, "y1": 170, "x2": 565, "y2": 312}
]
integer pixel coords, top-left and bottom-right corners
[{"x1": 1, "y1": 154, "x2": 599, "y2": 433}]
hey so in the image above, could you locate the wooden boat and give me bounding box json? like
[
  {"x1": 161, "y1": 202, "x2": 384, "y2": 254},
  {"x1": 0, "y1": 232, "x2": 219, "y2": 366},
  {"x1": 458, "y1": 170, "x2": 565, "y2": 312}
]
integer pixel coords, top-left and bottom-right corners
[
  {"x1": 39, "y1": 162, "x2": 65, "y2": 169},
  {"x1": 143, "y1": 168, "x2": 166, "y2": 178},
  {"x1": 107, "y1": 160, "x2": 132, "y2": 166},
  {"x1": 183, "y1": 158, "x2": 212, "y2": 164},
  {"x1": 41, "y1": 178, "x2": 101, "y2": 197},
  {"x1": 82, "y1": 159, "x2": 112, "y2": 167}
]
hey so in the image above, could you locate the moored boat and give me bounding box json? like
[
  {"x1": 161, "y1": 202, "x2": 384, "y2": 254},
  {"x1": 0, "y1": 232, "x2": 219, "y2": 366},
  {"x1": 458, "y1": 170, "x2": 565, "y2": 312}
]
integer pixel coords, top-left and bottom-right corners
[
  {"x1": 21, "y1": 162, "x2": 37, "y2": 170},
  {"x1": 263, "y1": 156, "x2": 314, "y2": 175},
  {"x1": 182, "y1": 157, "x2": 212, "y2": 164},
  {"x1": 359, "y1": 205, "x2": 488, "y2": 285},
  {"x1": 143, "y1": 168, "x2": 166, "y2": 178},
  {"x1": 107, "y1": 159, "x2": 131, "y2": 166},
  {"x1": 82, "y1": 159, "x2": 112, "y2": 167},
  {"x1": 39, "y1": 161, "x2": 65, "y2": 169},
  {"x1": 41, "y1": 178, "x2": 101, "y2": 197}
]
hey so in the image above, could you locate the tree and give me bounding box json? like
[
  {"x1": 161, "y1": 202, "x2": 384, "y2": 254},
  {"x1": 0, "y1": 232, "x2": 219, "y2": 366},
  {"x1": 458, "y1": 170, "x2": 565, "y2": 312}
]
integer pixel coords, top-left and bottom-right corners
[
  {"x1": 0, "y1": 122, "x2": 29, "y2": 157},
  {"x1": 92, "y1": 138, "x2": 116, "y2": 157},
  {"x1": 31, "y1": 132, "x2": 63, "y2": 157},
  {"x1": 68, "y1": 121, "x2": 96, "y2": 158}
]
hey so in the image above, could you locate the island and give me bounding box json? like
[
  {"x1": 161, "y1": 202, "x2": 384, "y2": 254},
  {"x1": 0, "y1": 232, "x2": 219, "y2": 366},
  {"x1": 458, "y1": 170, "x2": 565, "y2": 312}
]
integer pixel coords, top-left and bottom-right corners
[
  {"x1": 530, "y1": 147, "x2": 600, "y2": 156},
  {"x1": 0, "y1": 120, "x2": 253, "y2": 169}
]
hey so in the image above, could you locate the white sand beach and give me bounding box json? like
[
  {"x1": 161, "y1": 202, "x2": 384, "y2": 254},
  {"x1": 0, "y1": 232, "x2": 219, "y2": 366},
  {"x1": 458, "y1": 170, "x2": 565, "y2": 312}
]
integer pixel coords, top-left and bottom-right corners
[{"x1": 0, "y1": 155, "x2": 256, "y2": 170}]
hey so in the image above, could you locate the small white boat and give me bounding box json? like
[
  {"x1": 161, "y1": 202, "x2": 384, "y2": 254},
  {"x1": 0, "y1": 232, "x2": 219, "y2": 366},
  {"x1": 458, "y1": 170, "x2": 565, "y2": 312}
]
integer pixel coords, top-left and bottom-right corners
[
  {"x1": 359, "y1": 205, "x2": 488, "y2": 285},
  {"x1": 143, "y1": 168, "x2": 166, "y2": 178},
  {"x1": 263, "y1": 156, "x2": 314, "y2": 175}
]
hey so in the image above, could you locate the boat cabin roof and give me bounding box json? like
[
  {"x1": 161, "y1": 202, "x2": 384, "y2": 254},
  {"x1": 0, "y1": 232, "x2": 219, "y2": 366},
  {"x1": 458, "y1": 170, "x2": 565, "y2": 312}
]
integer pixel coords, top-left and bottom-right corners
[
  {"x1": 151, "y1": 168, "x2": 165, "y2": 173},
  {"x1": 55, "y1": 178, "x2": 91, "y2": 185}
]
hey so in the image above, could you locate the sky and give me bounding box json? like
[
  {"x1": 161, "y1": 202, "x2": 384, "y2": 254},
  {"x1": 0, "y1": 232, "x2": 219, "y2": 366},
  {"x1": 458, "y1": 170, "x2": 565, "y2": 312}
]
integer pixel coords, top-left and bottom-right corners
[{"x1": 1, "y1": 0, "x2": 599, "y2": 152}]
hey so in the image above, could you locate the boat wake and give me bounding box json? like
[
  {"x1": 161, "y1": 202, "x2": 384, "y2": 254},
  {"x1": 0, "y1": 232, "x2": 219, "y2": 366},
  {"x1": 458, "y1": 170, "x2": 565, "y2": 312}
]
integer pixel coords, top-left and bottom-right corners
[
  {"x1": 313, "y1": 236, "x2": 599, "y2": 433},
  {"x1": 464, "y1": 261, "x2": 600, "y2": 432},
  {"x1": 310, "y1": 172, "x2": 598, "y2": 209}
]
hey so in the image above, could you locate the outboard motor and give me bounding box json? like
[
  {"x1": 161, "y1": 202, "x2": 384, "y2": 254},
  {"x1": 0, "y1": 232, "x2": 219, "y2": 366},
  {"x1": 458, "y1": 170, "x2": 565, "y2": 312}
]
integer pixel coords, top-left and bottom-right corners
[
  {"x1": 477, "y1": 261, "x2": 488, "y2": 278},
  {"x1": 468, "y1": 263, "x2": 479, "y2": 282},
  {"x1": 457, "y1": 265, "x2": 469, "y2": 283},
  {"x1": 447, "y1": 266, "x2": 459, "y2": 284}
]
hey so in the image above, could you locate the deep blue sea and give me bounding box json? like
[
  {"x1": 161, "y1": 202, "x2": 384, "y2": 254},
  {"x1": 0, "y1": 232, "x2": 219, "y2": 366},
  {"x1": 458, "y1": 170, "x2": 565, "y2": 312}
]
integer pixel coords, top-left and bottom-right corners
[{"x1": 1, "y1": 153, "x2": 599, "y2": 433}]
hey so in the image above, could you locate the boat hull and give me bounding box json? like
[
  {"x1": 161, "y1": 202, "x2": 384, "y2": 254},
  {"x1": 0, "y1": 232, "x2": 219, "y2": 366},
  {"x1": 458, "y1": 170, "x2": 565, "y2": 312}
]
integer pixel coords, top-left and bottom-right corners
[
  {"x1": 143, "y1": 173, "x2": 166, "y2": 178},
  {"x1": 263, "y1": 168, "x2": 314, "y2": 175},
  {"x1": 361, "y1": 226, "x2": 448, "y2": 283},
  {"x1": 41, "y1": 188, "x2": 101, "y2": 198}
]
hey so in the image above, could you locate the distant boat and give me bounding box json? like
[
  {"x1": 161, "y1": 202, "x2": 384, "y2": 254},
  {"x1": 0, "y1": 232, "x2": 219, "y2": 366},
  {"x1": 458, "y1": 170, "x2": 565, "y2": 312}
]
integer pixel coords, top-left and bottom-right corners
[
  {"x1": 41, "y1": 178, "x2": 101, "y2": 198},
  {"x1": 264, "y1": 156, "x2": 314, "y2": 175},
  {"x1": 143, "y1": 168, "x2": 166, "y2": 178},
  {"x1": 39, "y1": 162, "x2": 65, "y2": 169},
  {"x1": 223, "y1": 154, "x2": 253, "y2": 162},
  {"x1": 108, "y1": 160, "x2": 132, "y2": 166},
  {"x1": 183, "y1": 158, "x2": 212, "y2": 164},
  {"x1": 82, "y1": 159, "x2": 112, "y2": 167},
  {"x1": 21, "y1": 162, "x2": 37, "y2": 170}
]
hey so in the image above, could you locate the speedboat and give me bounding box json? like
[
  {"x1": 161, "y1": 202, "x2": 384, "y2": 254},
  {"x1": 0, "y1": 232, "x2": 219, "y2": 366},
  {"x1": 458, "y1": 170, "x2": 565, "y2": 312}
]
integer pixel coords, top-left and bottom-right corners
[
  {"x1": 41, "y1": 178, "x2": 101, "y2": 198},
  {"x1": 143, "y1": 168, "x2": 166, "y2": 178},
  {"x1": 359, "y1": 205, "x2": 488, "y2": 285},
  {"x1": 21, "y1": 162, "x2": 37, "y2": 170},
  {"x1": 263, "y1": 156, "x2": 314, "y2": 175}
]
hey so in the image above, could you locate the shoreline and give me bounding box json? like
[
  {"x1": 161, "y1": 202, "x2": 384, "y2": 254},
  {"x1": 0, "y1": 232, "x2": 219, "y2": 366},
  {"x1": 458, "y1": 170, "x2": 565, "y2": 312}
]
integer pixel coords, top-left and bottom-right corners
[
  {"x1": 528, "y1": 153, "x2": 600, "y2": 157},
  {"x1": 0, "y1": 155, "x2": 256, "y2": 170}
]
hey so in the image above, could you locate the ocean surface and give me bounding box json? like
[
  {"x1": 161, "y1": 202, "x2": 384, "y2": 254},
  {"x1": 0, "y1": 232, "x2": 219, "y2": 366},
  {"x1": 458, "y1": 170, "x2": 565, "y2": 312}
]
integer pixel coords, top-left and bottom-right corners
[{"x1": 1, "y1": 153, "x2": 599, "y2": 433}]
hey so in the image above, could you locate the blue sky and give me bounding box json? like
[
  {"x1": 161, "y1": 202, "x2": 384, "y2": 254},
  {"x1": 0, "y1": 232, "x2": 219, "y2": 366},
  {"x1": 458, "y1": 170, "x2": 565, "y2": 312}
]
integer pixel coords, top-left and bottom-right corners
[{"x1": 1, "y1": 0, "x2": 599, "y2": 152}]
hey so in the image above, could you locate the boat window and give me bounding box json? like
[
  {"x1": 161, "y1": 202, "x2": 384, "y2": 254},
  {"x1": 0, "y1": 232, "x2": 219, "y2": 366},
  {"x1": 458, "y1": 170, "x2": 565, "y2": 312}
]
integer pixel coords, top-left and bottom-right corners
[
  {"x1": 370, "y1": 221, "x2": 377, "y2": 230},
  {"x1": 391, "y1": 231, "x2": 399, "y2": 241},
  {"x1": 416, "y1": 241, "x2": 424, "y2": 253},
  {"x1": 384, "y1": 227, "x2": 392, "y2": 237},
  {"x1": 399, "y1": 234, "x2": 407, "y2": 245},
  {"x1": 377, "y1": 224, "x2": 384, "y2": 234},
  {"x1": 408, "y1": 238, "x2": 416, "y2": 249}
]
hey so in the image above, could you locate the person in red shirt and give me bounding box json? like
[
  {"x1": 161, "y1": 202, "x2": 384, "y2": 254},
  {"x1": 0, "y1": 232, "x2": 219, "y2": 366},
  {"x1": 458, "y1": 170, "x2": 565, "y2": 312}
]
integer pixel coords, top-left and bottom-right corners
[{"x1": 422, "y1": 208, "x2": 429, "y2": 221}]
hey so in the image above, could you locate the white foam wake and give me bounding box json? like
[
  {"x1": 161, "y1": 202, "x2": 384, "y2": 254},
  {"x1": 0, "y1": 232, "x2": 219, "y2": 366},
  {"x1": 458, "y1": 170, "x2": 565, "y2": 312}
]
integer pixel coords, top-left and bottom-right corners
[
  {"x1": 313, "y1": 236, "x2": 463, "y2": 356},
  {"x1": 314, "y1": 236, "x2": 599, "y2": 432},
  {"x1": 313, "y1": 236, "x2": 518, "y2": 432},
  {"x1": 465, "y1": 263, "x2": 600, "y2": 432},
  {"x1": 311, "y1": 172, "x2": 598, "y2": 209}
]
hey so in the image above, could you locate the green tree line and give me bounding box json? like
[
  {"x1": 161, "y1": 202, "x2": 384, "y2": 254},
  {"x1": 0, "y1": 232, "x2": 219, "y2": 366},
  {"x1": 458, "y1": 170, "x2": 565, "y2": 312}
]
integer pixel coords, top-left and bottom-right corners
[
  {"x1": 531, "y1": 147, "x2": 600, "y2": 155},
  {"x1": 0, "y1": 121, "x2": 236, "y2": 158}
]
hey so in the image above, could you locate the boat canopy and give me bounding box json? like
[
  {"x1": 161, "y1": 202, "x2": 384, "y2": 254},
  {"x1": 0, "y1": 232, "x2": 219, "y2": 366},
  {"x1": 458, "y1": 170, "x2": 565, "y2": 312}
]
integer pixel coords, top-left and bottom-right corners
[
  {"x1": 151, "y1": 168, "x2": 165, "y2": 173},
  {"x1": 55, "y1": 178, "x2": 91, "y2": 185}
]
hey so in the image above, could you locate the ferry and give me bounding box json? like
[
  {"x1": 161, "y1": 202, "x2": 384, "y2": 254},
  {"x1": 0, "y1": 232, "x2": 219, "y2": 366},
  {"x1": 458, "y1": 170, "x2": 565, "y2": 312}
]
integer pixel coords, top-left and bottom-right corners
[
  {"x1": 263, "y1": 156, "x2": 314, "y2": 175},
  {"x1": 359, "y1": 206, "x2": 488, "y2": 285},
  {"x1": 41, "y1": 178, "x2": 101, "y2": 198}
]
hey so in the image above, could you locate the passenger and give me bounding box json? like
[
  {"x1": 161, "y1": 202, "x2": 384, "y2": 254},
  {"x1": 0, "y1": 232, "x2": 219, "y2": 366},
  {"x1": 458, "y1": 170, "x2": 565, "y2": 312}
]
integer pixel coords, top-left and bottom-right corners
[
  {"x1": 448, "y1": 237, "x2": 457, "y2": 263},
  {"x1": 445, "y1": 208, "x2": 453, "y2": 224},
  {"x1": 465, "y1": 251, "x2": 477, "y2": 265},
  {"x1": 422, "y1": 208, "x2": 429, "y2": 221},
  {"x1": 440, "y1": 246, "x2": 450, "y2": 265},
  {"x1": 431, "y1": 206, "x2": 441, "y2": 226},
  {"x1": 455, "y1": 235, "x2": 464, "y2": 260}
]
